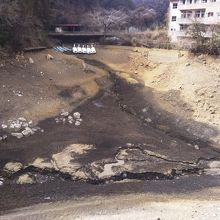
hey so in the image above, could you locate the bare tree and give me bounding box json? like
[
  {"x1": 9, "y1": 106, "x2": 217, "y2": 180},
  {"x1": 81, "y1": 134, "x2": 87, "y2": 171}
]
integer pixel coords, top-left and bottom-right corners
[
  {"x1": 84, "y1": 9, "x2": 129, "y2": 34},
  {"x1": 187, "y1": 22, "x2": 220, "y2": 55},
  {"x1": 129, "y1": 6, "x2": 156, "y2": 31},
  {"x1": 187, "y1": 22, "x2": 206, "y2": 45}
]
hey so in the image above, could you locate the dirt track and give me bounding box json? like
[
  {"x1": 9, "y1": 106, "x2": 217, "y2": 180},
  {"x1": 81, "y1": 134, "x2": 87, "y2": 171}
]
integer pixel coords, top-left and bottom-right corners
[{"x1": 0, "y1": 46, "x2": 220, "y2": 214}]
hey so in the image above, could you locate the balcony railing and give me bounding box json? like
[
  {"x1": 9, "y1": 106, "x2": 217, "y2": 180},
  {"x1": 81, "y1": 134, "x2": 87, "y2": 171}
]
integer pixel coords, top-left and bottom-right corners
[
  {"x1": 177, "y1": 17, "x2": 205, "y2": 24},
  {"x1": 177, "y1": 17, "x2": 220, "y2": 24},
  {"x1": 178, "y1": 2, "x2": 210, "y2": 10}
]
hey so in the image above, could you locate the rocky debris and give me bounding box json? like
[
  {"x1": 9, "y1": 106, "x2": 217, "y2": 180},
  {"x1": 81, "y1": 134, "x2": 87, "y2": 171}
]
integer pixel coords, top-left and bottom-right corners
[
  {"x1": 46, "y1": 54, "x2": 54, "y2": 60},
  {"x1": 11, "y1": 133, "x2": 23, "y2": 139},
  {"x1": 205, "y1": 160, "x2": 220, "y2": 175},
  {"x1": 3, "y1": 162, "x2": 23, "y2": 174},
  {"x1": 0, "y1": 177, "x2": 4, "y2": 186},
  {"x1": 60, "y1": 111, "x2": 69, "y2": 117},
  {"x1": 142, "y1": 107, "x2": 148, "y2": 113},
  {"x1": 185, "y1": 63, "x2": 191, "y2": 67},
  {"x1": 0, "y1": 134, "x2": 8, "y2": 142},
  {"x1": 22, "y1": 127, "x2": 34, "y2": 137},
  {"x1": 51, "y1": 144, "x2": 95, "y2": 179},
  {"x1": 17, "y1": 174, "x2": 34, "y2": 185},
  {"x1": 1, "y1": 124, "x2": 8, "y2": 129},
  {"x1": 127, "y1": 78, "x2": 139, "y2": 85},
  {"x1": 12, "y1": 90, "x2": 23, "y2": 97},
  {"x1": 197, "y1": 54, "x2": 206, "y2": 63},
  {"x1": 145, "y1": 118, "x2": 152, "y2": 123},
  {"x1": 194, "y1": 145, "x2": 200, "y2": 150},
  {"x1": 31, "y1": 158, "x2": 54, "y2": 170},
  {"x1": 29, "y1": 57, "x2": 34, "y2": 64},
  {"x1": 55, "y1": 111, "x2": 83, "y2": 126},
  {"x1": 29, "y1": 144, "x2": 95, "y2": 181},
  {"x1": 73, "y1": 112, "x2": 81, "y2": 119},
  {"x1": 1, "y1": 117, "x2": 42, "y2": 139},
  {"x1": 134, "y1": 48, "x2": 139, "y2": 53}
]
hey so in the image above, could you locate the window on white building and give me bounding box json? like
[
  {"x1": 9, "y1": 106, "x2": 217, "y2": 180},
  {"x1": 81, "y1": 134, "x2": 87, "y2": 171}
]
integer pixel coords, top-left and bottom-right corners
[
  {"x1": 208, "y1": 12, "x2": 214, "y2": 17},
  {"x1": 173, "y1": 3, "x2": 178, "y2": 9},
  {"x1": 172, "y1": 16, "x2": 177, "y2": 21},
  {"x1": 195, "y1": 10, "x2": 205, "y2": 18},
  {"x1": 180, "y1": 25, "x2": 184, "y2": 31},
  {"x1": 181, "y1": 11, "x2": 192, "y2": 18}
]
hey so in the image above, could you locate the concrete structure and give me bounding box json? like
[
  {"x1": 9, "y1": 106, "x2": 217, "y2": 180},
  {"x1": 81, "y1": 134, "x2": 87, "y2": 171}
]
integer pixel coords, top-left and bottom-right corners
[
  {"x1": 169, "y1": 0, "x2": 220, "y2": 43},
  {"x1": 55, "y1": 24, "x2": 82, "y2": 33}
]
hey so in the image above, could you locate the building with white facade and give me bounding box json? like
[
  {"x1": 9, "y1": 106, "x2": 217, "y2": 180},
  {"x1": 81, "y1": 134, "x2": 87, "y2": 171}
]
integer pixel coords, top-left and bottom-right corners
[{"x1": 169, "y1": 0, "x2": 220, "y2": 43}]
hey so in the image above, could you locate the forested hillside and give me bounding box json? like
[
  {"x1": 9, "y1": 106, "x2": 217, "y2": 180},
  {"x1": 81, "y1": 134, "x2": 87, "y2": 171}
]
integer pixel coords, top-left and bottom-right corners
[
  {"x1": 133, "y1": 0, "x2": 169, "y2": 23},
  {"x1": 0, "y1": 0, "x2": 169, "y2": 49}
]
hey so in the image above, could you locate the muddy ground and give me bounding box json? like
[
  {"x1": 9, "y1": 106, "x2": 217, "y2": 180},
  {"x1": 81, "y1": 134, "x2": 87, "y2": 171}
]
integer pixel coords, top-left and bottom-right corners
[{"x1": 0, "y1": 46, "x2": 220, "y2": 215}]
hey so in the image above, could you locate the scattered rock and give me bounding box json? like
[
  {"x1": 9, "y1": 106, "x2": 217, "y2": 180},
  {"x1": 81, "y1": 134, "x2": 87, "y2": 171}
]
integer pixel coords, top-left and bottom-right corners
[
  {"x1": 31, "y1": 158, "x2": 54, "y2": 170},
  {"x1": 73, "y1": 112, "x2": 81, "y2": 119},
  {"x1": 1, "y1": 117, "x2": 41, "y2": 139},
  {"x1": 194, "y1": 145, "x2": 200, "y2": 150},
  {"x1": 205, "y1": 160, "x2": 220, "y2": 175},
  {"x1": 46, "y1": 54, "x2": 54, "y2": 60},
  {"x1": 0, "y1": 135, "x2": 7, "y2": 142},
  {"x1": 22, "y1": 127, "x2": 34, "y2": 137},
  {"x1": 75, "y1": 121, "x2": 81, "y2": 126},
  {"x1": 11, "y1": 133, "x2": 23, "y2": 139},
  {"x1": 142, "y1": 108, "x2": 148, "y2": 113},
  {"x1": 29, "y1": 57, "x2": 34, "y2": 64},
  {"x1": 18, "y1": 117, "x2": 26, "y2": 122},
  {"x1": 13, "y1": 90, "x2": 23, "y2": 97},
  {"x1": 17, "y1": 174, "x2": 34, "y2": 185},
  {"x1": 52, "y1": 144, "x2": 95, "y2": 177},
  {"x1": 56, "y1": 111, "x2": 83, "y2": 127},
  {"x1": 60, "y1": 111, "x2": 69, "y2": 117},
  {"x1": 185, "y1": 63, "x2": 190, "y2": 67},
  {"x1": 4, "y1": 162, "x2": 23, "y2": 174},
  {"x1": 127, "y1": 78, "x2": 138, "y2": 85},
  {"x1": 1, "y1": 124, "x2": 8, "y2": 129},
  {"x1": 145, "y1": 118, "x2": 152, "y2": 123}
]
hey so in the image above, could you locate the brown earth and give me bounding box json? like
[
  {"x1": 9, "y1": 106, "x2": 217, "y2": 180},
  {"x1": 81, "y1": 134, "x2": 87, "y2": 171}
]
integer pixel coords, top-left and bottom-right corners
[{"x1": 0, "y1": 46, "x2": 220, "y2": 214}]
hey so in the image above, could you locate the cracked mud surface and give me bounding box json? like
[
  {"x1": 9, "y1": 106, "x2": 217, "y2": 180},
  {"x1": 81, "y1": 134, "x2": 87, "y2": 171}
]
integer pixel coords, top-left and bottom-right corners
[{"x1": 0, "y1": 47, "x2": 220, "y2": 213}]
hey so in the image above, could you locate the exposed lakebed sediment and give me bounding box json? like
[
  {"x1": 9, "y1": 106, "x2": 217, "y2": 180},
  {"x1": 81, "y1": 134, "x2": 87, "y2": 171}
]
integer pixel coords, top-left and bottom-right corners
[{"x1": 0, "y1": 57, "x2": 220, "y2": 188}]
